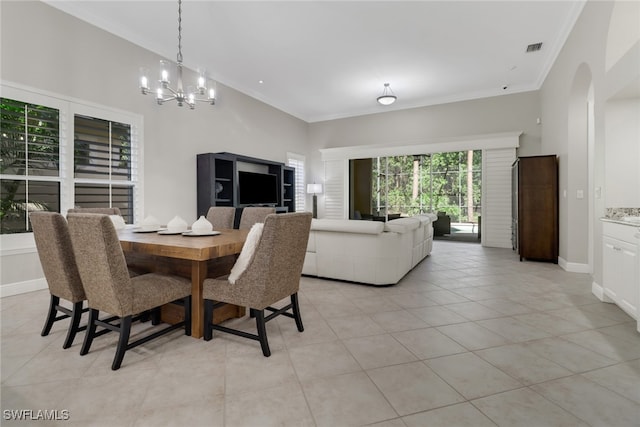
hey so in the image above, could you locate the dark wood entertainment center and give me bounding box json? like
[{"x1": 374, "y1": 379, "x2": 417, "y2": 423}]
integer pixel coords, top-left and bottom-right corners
[{"x1": 196, "y1": 152, "x2": 295, "y2": 218}]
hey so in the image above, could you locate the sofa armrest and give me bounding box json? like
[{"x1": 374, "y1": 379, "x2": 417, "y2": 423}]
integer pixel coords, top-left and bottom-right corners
[{"x1": 384, "y1": 217, "x2": 420, "y2": 233}]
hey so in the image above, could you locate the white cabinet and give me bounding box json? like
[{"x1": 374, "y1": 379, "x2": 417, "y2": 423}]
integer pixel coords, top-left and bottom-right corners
[
  {"x1": 601, "y1": 221, "x2": 640, "y2": 331},
  {"x1": 603, "y1": 236, "x2": 638, "y2": 315}
]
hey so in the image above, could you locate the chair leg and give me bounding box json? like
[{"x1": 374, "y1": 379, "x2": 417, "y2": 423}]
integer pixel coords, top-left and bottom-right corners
[
  {"x1": 291, "y1": 293, "x2": 304, "y2": 332},
  {"x1": 151, "y1": 307, "x2": 161, "y2": 325},
  {"x1": 112, "y1": 316, "x2": 132, "y2": 371},
  {"x1": 62, "y1": 301, "x2": 84, "y2": 349},
  {"x1": 254, "y1": 309, "x2": 271, "y2": 357},
  {"x1": 184, "y1": 296, "x2": 192, "y2": 336},
  {"x1": 203, "y1": 299, "x2": 214, "y2": 341},
  {"x1": 80, "y1": 309, "x2": 99, "y2": 356},
  {"x1": 41, "y1": 295, "x2": 60, "y2": 337},
  {"x1": 139, "y1": 310, "x2": 151, "y2": 322}
]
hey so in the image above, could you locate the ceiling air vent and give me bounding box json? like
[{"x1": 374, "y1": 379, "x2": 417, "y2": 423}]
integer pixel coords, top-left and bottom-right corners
[{"x1": 526, "y1": 42, "x2": 543, "y2": 52}]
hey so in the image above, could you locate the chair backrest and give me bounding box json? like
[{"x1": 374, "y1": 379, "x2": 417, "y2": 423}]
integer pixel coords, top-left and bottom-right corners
[
  {"x1": 206, "y1": 206, "x2": 236, "y2": 230},
  {"x1": 67, "y1": 207, "x2": 121, "y2": 215},
  {"x1": 30, "y1": 212, "x2": 85, "y2": 303},
  {"x1": 236, "y1": 212, "x2": 312, "y2": 307},
  {"x1": 67, "y1": 213, "x2": 133, "y2": 317},
  {"x1": 238, "y1": 207, "x2": 276, "y2": 230}
]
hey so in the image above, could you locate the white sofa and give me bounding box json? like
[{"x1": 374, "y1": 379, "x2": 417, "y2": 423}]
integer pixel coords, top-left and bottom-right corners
[{"x1": 302, "y1": 214, "x2": 436, "y2": 285}]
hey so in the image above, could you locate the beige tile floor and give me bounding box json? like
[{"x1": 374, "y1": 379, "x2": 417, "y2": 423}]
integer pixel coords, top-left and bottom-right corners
[{"x1": 2, "y1": 240, "x2": 639, "y2": 426}]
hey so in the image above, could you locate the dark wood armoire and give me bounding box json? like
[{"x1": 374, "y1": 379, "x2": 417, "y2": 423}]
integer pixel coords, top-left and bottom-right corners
[{"x1": 512, "y1": 155, "x2": 558, "y2": 263}]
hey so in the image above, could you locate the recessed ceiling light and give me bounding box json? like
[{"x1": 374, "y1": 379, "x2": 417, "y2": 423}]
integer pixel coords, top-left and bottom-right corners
[{"x1": 258, "y1": 80, "x2": 264, "y2": 84}]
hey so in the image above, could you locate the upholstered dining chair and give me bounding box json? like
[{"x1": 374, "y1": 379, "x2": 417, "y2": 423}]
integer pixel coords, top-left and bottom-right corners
[
  {"x1": 203, "y1": 212, "x2": 312, "y2": 356},
  {"x1": 238, "y1": 206, "x2": 276, "y2": 230},
  {"x1": 67, "y1": 213, "x2": 192, "y2": 370},
  {"x1": 206, "y1": 206, "x2": 236, "y2": 230},
  {"x1": 30, "y1": 212, "x2": 88, "y2": 349},
  {"x1": 67, "y1": 207, "x2": 121, "y2": 215}
]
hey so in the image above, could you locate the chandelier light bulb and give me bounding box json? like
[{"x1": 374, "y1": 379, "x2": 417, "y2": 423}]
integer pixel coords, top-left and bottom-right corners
[
  {"x1": 197, "y1": 72, "x2": 207, "y2": 93},
  {"x1": 139, "y1": 74, "x2": 149, "y2": 94},
  {"x1": 159, "y1": 60, "x2": 170, "y2": 86}
]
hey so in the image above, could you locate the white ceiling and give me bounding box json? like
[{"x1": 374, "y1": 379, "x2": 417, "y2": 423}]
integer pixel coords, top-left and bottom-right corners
[{"x1": 43, "y1": 0, "x2": 586, "y2": 123}]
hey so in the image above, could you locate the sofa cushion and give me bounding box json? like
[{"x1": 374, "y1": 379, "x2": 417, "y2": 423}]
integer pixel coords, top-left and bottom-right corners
[
  {"x1": 311, "y1": 219, "x2": 384, "y2": 234},
  {"x1": 384, "y1": 217, "x2": 420, "y2": 233}
]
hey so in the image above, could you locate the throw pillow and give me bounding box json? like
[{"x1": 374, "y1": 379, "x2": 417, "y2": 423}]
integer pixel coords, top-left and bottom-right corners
[{"x1": 228, "y1": 222, "x2": 264, "y2": 284}]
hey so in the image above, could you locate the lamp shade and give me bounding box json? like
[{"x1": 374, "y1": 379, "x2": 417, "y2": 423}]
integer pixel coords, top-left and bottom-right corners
[{"x1": 307, "y1": 183, "x2": 323, "y2": 194}]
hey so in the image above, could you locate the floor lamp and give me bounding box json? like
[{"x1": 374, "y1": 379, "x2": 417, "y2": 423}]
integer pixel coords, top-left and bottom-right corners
[{"x1": 307, "y1": 183, "x2": 323, "y2": 218}]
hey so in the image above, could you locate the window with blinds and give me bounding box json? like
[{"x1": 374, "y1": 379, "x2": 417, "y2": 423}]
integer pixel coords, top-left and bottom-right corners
[
  {"x1": 0, "y1": 86, "x2": 142, "y2": 235},
  {"x1": 287, "y1": 153, "x2": 306, "y2": 213},
  {"x1": 0, "y1": 98, "x2": 61, "y2": 234},
  {"x1": 73, "y1": 115, "x2": 136, "y2": 224}
]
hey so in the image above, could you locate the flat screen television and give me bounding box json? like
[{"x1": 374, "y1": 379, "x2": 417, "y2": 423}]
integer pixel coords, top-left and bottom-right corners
[{"x1": 238, "y1": 171, "x2": 278, "y2": 206}]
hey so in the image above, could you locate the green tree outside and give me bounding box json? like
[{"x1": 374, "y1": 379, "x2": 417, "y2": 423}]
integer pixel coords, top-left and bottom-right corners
[{"x1": 371, "y1": 150, "x2": 482, "y2": 222}]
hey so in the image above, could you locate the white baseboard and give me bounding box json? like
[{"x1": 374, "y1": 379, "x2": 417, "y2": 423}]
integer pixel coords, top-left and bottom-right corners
[
  {"x1": 591, "y1": 281, "x2": 605, "y2": 300},
  {"x1": 558, "y1": 257, "x2": 590, "y2": 273},
  {"x1": 0, "y1": 278, "x2": 47, "y2": 298}
]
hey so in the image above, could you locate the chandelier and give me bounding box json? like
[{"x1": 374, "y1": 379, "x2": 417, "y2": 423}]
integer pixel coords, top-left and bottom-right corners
[
  {"x1": 377, "y1": 83, "x2": 397, "y2": 106},
  {"x1": 139, "y1": 0, "x2": 215, "y2": 108}
]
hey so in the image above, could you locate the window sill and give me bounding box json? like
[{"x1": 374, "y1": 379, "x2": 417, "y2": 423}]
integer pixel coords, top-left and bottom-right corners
[{"x1": 0, "y1": 233, "x2": 37, "y2": 256}]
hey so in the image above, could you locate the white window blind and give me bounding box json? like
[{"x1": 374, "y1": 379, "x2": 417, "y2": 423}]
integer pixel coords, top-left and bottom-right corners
[
  {"x1": 73, "y1": 114, "x2": 138, "y2": 223},
  {"x1": 324, "y1": 159, "x2": 348, "y2": 219},
  {"x1": 287, "y1": 153, "x2": 305, "y2": 213},
  {"x1": 482, "y1": 148, "x2": 516, "y2": 248}
]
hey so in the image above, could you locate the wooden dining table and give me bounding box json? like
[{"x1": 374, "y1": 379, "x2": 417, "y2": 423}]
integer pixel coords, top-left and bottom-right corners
[{"x1": 118, "y1": 227, "x2": 249, "y2": 338}]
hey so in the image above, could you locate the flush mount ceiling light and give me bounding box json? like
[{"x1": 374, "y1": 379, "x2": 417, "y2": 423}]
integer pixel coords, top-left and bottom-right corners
[
  {"x1": 139, "y1": 0, "x2": 215, "y2": 109},
  {"x1": 377, "y1": 83, "x2": 397, "y2": 106}
]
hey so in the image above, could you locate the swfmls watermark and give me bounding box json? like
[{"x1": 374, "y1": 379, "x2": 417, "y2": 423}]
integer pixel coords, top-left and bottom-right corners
[{"x1": 3, "y1": 409, "x2": 70, "y2": 421}]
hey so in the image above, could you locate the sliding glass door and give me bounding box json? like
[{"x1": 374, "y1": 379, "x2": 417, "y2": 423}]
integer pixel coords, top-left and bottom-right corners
[{"x1": 351, "y1": 150, "x2": 482, "y2": 223}]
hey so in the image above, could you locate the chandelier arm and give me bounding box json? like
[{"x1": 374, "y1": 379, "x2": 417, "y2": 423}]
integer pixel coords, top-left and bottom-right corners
[{"x1": 163, "y1": 86, "x2": 180, "y2": 96}]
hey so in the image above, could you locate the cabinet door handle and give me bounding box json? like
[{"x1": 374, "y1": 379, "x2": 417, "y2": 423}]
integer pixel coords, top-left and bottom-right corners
[{"x1": 613, "y1": 246, "x2": 622, "y2": 251}]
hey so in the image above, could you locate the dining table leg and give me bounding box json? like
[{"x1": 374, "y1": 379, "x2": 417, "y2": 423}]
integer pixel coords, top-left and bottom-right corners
[{"x1": 191, "y1": 260, "x2": 207, "y2": 338}]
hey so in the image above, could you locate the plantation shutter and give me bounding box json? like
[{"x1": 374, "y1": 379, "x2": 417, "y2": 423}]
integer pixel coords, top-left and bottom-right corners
[
  {"x1": 287, "y1": 153, "x2": 306, "y2": 213},
  {"x1": 323, "y1": 159, "x2": 347, "y2": 219},
  {"x1": 482, "y1": 148, "x2": 516, "y2": 248},
  {"x1": 73, "y1": 114, "x2": 136, "y2": 223}
]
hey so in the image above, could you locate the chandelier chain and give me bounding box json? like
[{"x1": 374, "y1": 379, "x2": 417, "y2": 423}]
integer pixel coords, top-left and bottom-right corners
[{"x1": 177, "y1": 0, "x2": 183, "y2": 64}]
